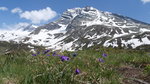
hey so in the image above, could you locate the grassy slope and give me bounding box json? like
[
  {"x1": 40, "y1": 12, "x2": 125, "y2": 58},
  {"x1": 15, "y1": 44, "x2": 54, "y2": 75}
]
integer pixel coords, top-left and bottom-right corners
[{"x1": 0, "y1": 46, "x2": 150, "y2": 84}]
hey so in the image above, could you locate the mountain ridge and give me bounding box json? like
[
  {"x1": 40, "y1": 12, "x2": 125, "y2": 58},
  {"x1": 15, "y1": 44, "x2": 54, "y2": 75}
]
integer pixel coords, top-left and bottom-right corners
[{"x1": 0, "y1": 6, "x2": 150, "y2": 51}]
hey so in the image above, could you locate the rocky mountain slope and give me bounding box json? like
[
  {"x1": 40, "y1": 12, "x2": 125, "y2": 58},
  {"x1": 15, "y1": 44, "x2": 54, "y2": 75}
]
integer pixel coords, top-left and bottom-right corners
[{"x1": 0, "y1": 7, "x2": 150, "y2": 51}]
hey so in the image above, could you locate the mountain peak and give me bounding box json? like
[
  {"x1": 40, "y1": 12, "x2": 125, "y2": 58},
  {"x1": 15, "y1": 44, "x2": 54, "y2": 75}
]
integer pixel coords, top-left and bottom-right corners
[
  {"x1": 61, "y1": 6, "x2": 100, "y2": 19},
  {"x1": 83, "y1": 6, "x2": 98, "y2": 11}
]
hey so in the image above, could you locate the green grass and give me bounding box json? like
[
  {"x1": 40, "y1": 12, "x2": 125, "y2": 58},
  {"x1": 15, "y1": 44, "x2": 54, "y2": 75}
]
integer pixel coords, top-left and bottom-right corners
[{"x1": 0, "y1": 47, "x2": 150, "y2": 84}]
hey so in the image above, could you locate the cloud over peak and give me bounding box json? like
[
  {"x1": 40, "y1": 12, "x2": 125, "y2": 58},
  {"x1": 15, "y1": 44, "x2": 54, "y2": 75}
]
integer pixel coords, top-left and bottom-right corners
[
  {"x1": 0, "y1": 7, "x2": 8, "y2": 11},
  {"x1": 20, "y1": 7, "x2": 57, "y2": 24},
  {"x1": 141, "y1": 0, "x2": 150, "y2": 4},
  {"x1": 11, "y1": 8, "x2": 23, "y2": 14}
]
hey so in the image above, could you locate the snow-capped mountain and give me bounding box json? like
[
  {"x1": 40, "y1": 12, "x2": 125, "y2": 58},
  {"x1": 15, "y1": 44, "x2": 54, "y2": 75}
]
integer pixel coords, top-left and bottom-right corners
[
  {"x1": 1, "y1": 7, "x2": 150, "y2": 51},
  {"x1": 0, "y1": 23, "x2": 38, "y2": 43}
]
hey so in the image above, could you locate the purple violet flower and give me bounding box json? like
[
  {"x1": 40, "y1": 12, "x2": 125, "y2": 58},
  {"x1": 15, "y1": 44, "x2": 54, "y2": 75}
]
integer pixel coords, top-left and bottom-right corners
[
  {"x1": 37, "y1": 51, "x2": 40, "y2": 55},
  {"x1": 102, "y1": 53, "x2": 107, "y2": 57},
  {"x1": 98, "y1": 58, "x2": 105, "y2": 63},
  {"x1": 57, "y1": 54, "x2": 61, "y2": 57},
  {"x1": 52, "y1": 52, "x2": 57, "y2": 56},
  {"x1": 32, "y1": 54, "x2": 36, "y2": 56},
  {"x1": 75, "y1": 69, "x2": 80, "y2": 74},
  {"x1": 60, "y1": 56, "x2": 70, "y2": 61},
  {"x1": 46, "y1": 54, "x2": 50, "y2": 56},
  {"x1": 43, "y1": 50, "x2": 50, "y2": 54}
]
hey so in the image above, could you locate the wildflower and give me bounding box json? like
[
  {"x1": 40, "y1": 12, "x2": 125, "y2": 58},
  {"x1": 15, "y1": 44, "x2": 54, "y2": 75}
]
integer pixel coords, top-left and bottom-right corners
[
  {"x1": 60, "y1": 56, "x2": 70, "y2": 61},
  {"x1": 37, "y1": 51, "x2": 40, "y2": 55},
  {"x1": 72, "y1": 53, "x2": 77, "y2": 57},
  {"x1": 52, "y1": 51, "x2": 57, "y2": 56},
  {"x1": 75, "y1": 69, "x2": 80, "y2": 74},
  {"x1": 43, "y1": 50, "x2": 50, "y2": 54},
  {"x1": 32, "y1": 54, "x2": 36, "y2": 56},
  {"x1": 46, "y1": 54, "x2": 50, "y2": 56},
  {"x1": 57, "y1": 54, "x2": 61, "y2": 57},
  {"x1": 98, "y1": 58, "x2": 105, "y2": 63},
  {"x1": 102, "y1": 53, "x2": 107, "y2": 57}
]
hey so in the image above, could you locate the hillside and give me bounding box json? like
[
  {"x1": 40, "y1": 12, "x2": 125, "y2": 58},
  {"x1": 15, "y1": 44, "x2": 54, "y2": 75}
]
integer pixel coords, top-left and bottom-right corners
[{"x1": 0, "y1": 46, "x2": 150, "y2": 84}]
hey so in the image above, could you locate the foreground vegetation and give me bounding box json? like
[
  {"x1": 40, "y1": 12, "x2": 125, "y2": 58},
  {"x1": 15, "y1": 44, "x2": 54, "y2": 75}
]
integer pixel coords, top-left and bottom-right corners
[{"x1": 0, "y1": 45, "x2": 150, "y2": 84}]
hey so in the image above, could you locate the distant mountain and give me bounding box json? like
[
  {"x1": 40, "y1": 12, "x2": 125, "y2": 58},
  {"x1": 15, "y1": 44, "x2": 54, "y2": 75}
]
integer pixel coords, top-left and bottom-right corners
[{"x1": 1, "y1": 6, "x2": 150, "y2": 51}]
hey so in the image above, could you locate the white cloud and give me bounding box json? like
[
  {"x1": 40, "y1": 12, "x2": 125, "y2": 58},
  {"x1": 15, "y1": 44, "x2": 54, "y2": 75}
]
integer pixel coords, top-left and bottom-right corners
[
  {"x1": 0, "y1": 22, "x2": 30, "y2": 30},
  {"x1": 0, "y1": 7, "x2": 8, "y2": 11},
  {"x1": 141, "y1": 0, "x2": 150, "y2": 4},
  {"x1": 20, "y1": 7, "x2": 57, "y2": 24},
  {"x1": 11, "y1": 7, "x2": 22, "y2": 14},
  {"x1": 13, "y1": 22, "x2": 30, "y2": 29}
]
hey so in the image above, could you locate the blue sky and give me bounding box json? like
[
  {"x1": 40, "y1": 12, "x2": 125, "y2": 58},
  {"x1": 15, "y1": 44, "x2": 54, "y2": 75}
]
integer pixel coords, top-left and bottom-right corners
[{"x1": 0, "y1": 0, "x2": 150, "y2": 28}]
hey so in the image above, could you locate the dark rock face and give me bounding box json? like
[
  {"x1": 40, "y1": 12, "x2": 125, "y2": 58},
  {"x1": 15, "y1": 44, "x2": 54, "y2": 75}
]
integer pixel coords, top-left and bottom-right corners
[{"x1": 31, "y1": 22, "x2": 61, "y2": 35}]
